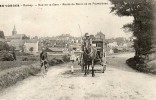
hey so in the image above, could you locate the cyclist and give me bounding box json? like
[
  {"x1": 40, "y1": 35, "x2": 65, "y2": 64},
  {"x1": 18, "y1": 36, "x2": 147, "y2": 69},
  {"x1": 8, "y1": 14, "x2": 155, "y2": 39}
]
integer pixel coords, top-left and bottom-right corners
[{"x1": 40, "y1": 48, "x2": 48, "y2": 72}]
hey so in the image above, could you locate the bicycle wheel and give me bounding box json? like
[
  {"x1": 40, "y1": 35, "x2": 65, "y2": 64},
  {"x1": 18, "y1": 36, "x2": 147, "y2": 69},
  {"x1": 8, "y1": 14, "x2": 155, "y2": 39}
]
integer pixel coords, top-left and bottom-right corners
[{"x1": 41, "y1": 64, "x2": 46, "y2": 77}]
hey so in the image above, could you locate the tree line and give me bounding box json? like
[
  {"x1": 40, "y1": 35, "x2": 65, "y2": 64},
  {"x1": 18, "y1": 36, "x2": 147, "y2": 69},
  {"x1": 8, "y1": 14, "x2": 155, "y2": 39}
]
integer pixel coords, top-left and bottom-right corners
[{"x1": 109, "y1": 0, "x2": 156, "y2": 63}]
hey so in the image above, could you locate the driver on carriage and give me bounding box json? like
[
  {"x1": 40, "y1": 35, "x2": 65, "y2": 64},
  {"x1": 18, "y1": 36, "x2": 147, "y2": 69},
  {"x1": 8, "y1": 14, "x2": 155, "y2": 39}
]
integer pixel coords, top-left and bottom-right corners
[{"x1": 82, "y1": 33, "x2": 91, "y2": 51}]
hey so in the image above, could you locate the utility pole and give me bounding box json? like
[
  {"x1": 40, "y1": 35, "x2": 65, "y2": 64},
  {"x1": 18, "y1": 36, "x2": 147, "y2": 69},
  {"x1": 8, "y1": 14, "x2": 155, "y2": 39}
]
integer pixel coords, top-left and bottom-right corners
[
  {"x1": 78, "y1": 24, "x2": 82, "y2": 42},
  {"x1": 78, "y1": 24, "x2": 83, "y2": 48},
  {"x1": 78, "y1": 24, "x2": 83, "y2": 70}
]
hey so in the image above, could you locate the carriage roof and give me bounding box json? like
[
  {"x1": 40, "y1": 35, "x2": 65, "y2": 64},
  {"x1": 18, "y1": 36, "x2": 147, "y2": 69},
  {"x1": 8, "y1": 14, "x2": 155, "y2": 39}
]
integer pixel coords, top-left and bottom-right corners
[{"x1": 92, "y1": 38, "x2": 105, "y2": 43}]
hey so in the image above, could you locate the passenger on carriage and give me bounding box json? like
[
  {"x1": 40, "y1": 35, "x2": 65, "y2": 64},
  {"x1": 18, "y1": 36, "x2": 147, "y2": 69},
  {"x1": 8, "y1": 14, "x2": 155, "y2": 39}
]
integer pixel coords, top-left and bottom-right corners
[{"x1": 70, "y1": 48, "x2": 77, "y2": 74}]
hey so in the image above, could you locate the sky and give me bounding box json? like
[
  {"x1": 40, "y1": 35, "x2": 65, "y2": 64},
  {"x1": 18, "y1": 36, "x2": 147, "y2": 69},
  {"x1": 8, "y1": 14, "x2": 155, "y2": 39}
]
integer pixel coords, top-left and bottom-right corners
[{"x1": 0, "y1": 0, "x2": 133, "y2": 39}]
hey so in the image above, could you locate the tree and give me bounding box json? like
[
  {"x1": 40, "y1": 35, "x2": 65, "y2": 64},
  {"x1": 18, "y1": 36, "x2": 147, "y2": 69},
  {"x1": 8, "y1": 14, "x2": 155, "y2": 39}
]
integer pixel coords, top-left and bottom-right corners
[
  {"x1": 9, "y1": 46, "x2": 16, "y2": 51},
  {"x1": 109, "y1": 0, "x2": 156, "y2": 62},
  {"x1": 0, "y1": 41, "x2": 9, "y2": 51},
  {"x1": 115, "y1": 37, "x2": 125, "y2": 45},
  {"x1": 0, "y1": 31, "x2": 5, "y2": 39},
  {"x1": 22, "y1": 35, "x2": 30, "y2": 40},
  {"x1": 29, "y1": 47, "x2": 33, "y2": 53}
]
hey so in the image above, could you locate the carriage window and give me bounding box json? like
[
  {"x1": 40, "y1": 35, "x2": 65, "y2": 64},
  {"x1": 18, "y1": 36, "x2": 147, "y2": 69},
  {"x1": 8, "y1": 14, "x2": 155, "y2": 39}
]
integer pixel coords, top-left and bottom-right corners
[{"x1": 97, "y1": 43, "x2": 103, "y2": 47}]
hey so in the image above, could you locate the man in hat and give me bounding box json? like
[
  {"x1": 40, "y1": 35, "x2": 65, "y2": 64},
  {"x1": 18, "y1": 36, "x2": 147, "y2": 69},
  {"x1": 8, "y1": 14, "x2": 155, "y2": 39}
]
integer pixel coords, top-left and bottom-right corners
[
  {"x1": 82, "y1": 33, "x2": 91, "y2": 51},
  {"x1": 70, "y1": 47, "x2": 77, "y2": 74}
]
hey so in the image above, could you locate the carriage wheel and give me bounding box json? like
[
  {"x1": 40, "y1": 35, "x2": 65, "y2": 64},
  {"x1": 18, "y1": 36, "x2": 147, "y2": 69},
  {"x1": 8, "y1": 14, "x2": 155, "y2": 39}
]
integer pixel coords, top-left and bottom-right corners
[
  {"x1": 102, "y1": 58, "x2": 106, "y2": 73},
  {"x1": 102, "y1": 63, "x2": 106, "y2": 73},
  {"x1": 81, "y1": 58, "x2": 84, "y2": 72},
  {"x1": 81, "y1": 64, "x2": 84, "y2": 72},
  {"x1": 102, "y1": 52, "x2": 107, "y2": 73}
]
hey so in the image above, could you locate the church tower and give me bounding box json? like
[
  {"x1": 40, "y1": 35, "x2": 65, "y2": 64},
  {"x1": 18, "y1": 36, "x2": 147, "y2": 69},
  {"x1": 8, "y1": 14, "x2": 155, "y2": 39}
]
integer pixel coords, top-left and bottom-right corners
[{"x1": 12, "y1": 25, "x2": 17, "y2": 35}]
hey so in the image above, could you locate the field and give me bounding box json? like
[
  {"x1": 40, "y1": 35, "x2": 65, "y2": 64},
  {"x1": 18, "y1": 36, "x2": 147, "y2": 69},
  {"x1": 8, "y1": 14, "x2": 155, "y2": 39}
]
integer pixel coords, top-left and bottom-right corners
[
  {"x1": 0, "y1": 54, "x2": 70, "y2": 90},
  {"x1": 0, "y1": 61, "x2": 36, "y2": 71},
  {"x1": 0, "y1": 54, "x2": 65, "y2": 70}
]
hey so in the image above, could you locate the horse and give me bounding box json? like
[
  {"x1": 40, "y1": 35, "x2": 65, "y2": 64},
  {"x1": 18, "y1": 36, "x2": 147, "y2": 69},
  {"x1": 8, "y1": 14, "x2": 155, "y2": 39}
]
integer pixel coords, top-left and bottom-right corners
[{"x1": 83, "y1": 39, "x2": 97, "y2": 77}]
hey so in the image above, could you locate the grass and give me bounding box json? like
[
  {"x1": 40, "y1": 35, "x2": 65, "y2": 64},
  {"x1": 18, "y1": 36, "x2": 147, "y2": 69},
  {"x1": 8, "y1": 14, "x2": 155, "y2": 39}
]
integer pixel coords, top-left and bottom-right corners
[
  {"x1": 0, "y1": 61, "x2": 36, "y2": 71},
  {"x1": 0, "y1": 55, "x2": 66, "y2": 71},
  {"x1": 0, "y1": 54, "x2": 70, "y2": 90},
  {"x1": 0, "y1": 63, "x2": 40, "y2": 90},
  {"x1": 126, "y1": 57, "x2": 156, "y2": 75}
]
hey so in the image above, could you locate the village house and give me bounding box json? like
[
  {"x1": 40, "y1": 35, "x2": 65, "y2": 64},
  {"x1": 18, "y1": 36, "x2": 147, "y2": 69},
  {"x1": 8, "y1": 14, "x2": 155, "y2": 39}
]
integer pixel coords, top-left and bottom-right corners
[
  {"x1": 95, "y1": 32, "x2": 105, "y2": 40},
  {"x1": 107, "y1": 41, "x2": 118, "y2": 48},
  {"x1": 24, "y1": 39, "x2": 39, "y2": 53}
]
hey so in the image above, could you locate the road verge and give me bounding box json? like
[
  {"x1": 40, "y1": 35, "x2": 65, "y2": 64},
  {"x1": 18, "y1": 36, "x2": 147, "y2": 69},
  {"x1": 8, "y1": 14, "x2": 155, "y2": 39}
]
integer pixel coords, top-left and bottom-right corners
[
  {"x1": 126, "y1": 57, "x2": 156, "y2": 75},
  {"x1": 0, "y1": 55, "x2": 70, "y2": 90}
]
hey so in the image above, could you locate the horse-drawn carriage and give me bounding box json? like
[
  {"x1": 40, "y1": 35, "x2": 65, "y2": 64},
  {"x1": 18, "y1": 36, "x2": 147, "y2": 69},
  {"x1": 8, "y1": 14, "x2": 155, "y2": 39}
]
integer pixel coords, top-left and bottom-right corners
[{"x1": 79, "y1": 34, "x2": 107, "y2": 77}]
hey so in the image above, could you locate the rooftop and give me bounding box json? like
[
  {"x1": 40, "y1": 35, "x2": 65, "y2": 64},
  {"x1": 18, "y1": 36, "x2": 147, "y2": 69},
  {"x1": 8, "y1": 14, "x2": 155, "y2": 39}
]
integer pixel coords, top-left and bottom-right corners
[{"x1": 25, "y1": 39, "x2": 38, "y2": 43}]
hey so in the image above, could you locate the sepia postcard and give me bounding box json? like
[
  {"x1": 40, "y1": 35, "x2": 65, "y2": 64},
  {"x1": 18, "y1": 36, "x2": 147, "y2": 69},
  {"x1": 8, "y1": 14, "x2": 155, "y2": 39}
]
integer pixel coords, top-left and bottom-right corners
[{"x1": 0, "y1": 0, "x2": 155, "y2": 100}]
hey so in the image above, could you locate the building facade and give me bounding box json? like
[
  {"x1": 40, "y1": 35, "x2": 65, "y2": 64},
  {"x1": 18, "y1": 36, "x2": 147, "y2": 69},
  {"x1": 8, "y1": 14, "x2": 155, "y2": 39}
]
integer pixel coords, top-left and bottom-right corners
[
  {"x1": 24, "y1": 40, "x2": 39, "y2": 53},
  {"x1": 95, "y1": 32, "x2": 105, "y2": 40}
]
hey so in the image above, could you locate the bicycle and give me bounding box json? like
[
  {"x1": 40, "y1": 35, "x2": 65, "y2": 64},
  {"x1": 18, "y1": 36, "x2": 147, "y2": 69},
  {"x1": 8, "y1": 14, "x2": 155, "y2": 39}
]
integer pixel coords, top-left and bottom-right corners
[{"x1": 41, "y1": 60, "x2": 47, "y2": 77}]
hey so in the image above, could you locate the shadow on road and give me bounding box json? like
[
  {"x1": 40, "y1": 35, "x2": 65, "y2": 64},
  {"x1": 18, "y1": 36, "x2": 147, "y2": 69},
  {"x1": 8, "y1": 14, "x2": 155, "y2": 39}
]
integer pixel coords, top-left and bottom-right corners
[{"x1": 61, "y1": 68, "x2": 105, "y2": 78}]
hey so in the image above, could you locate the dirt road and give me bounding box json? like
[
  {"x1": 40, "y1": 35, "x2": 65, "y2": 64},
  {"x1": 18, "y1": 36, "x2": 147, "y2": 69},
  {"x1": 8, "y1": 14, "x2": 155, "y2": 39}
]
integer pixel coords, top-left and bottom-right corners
[{"x1": 0, "y1": 53, "x2": 156, "y2": 100}]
